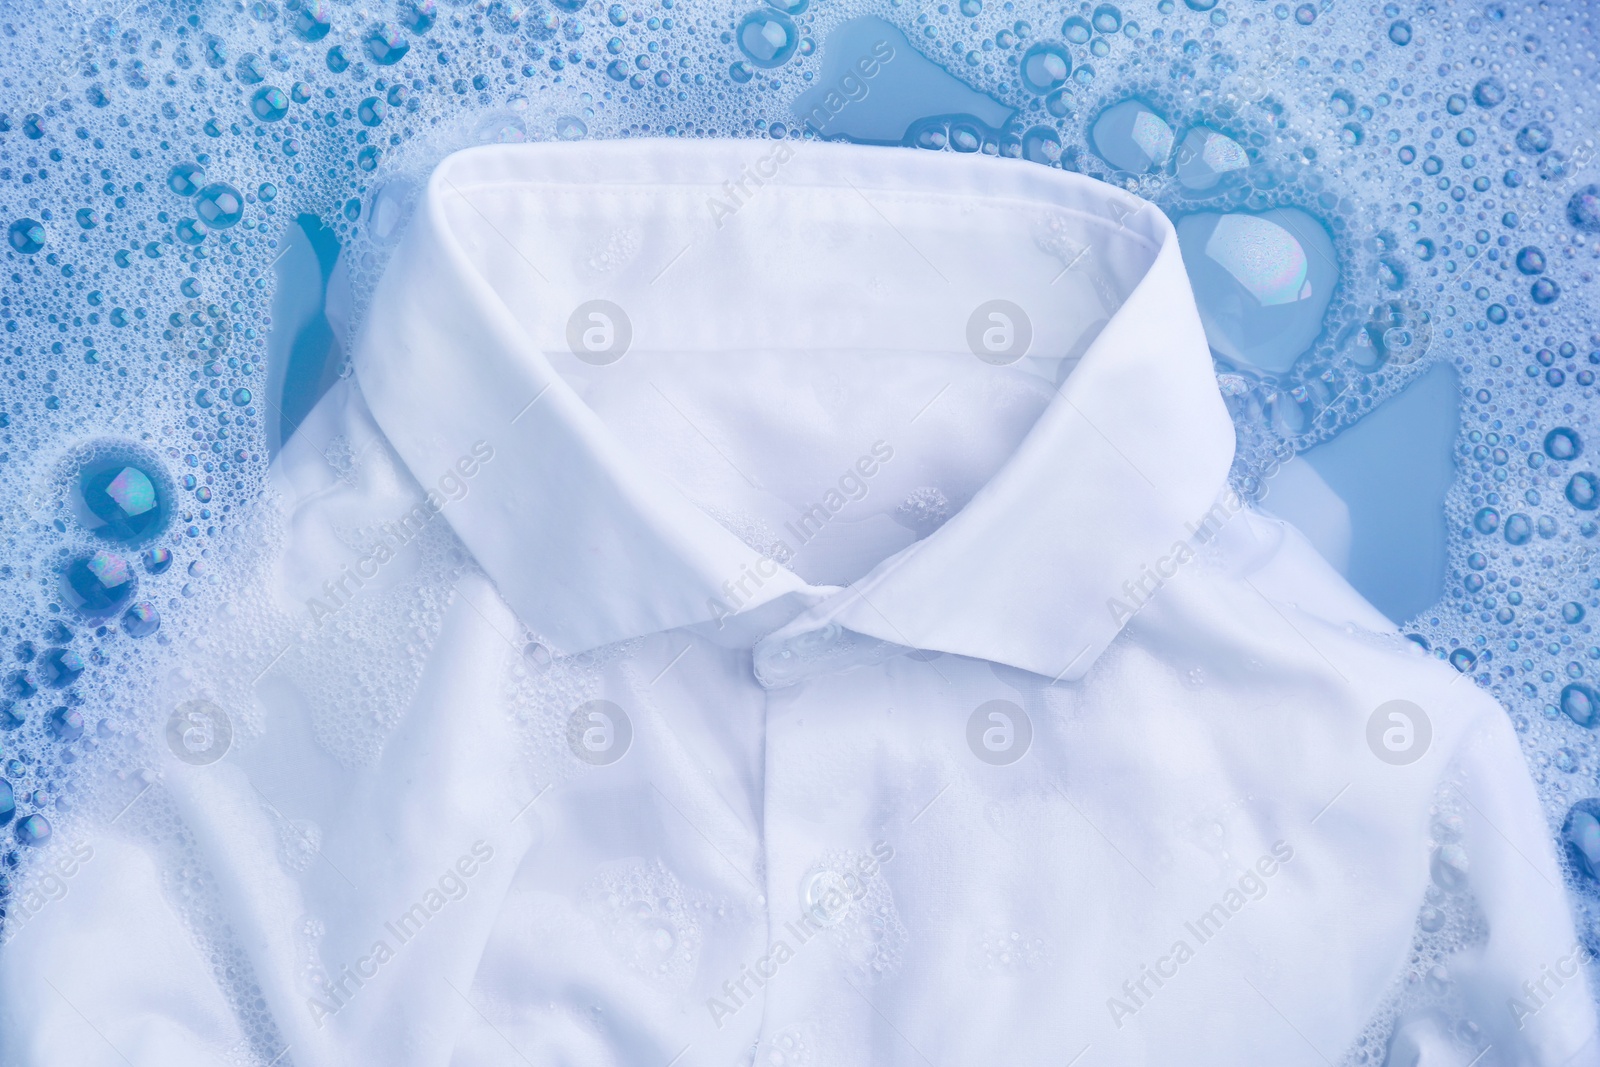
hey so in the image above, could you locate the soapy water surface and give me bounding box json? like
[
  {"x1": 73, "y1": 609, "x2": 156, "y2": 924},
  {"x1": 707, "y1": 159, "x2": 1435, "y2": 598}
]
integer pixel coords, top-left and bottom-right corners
[{"x1": 0, "y1": 0, "x2": 1599, "y2": 1051}]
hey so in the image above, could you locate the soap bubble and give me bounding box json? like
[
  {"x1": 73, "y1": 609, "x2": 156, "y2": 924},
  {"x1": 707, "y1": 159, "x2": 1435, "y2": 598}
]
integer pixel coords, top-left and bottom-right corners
[
  {"x1": 1472, "y1": 76, "x2": 1506, "y2": 107},
  {"x1": 195, "y1": 183, "x2": 245, "y2": 229},
  {"x1": 1566, "y1": 473, "x2": 1599, "y2": 511},
  {"x1": 167, "y1": 162, "x2": 206, "y2": 196},
  {"x1": 365, "y1": 24, "x2": 411, "y2": 65},
  {"x1": 14, "y1": 814, "x2": 51, "y2": 847},
  {"x1": 7, "y1": 219, "x2": 44, "y2": 254},
  {"x1": 1019, "y1": 43, "x2": 1071, "y2": 95},
  {"x1": 292, "y1": 0, "x2": 332, "y2": 41},
  {"x1": 737, "y1": 10, "x2": 798, "y2": 68},
  {"x1": 251, "y1": 86, "x2": 290, "y2": 122},
  {"x1": 60, "y1": 551, "x2": 137, "y2": 619},
  {"x1": 1569, "y1": 185, "x2": 1600, "y2": 233},
  {"x1": 72, "y1": 453, "x2": 168, "y2": 543},
  {"x1": 1545, "y1": 428, "x2": 1582, "y2": 461},
  {"x1": 1089, "y1": 99, "x2": 1173, "y2": 172},
  {"x1": 122, "y1": 602, "x2": 161, "y2": 638},
  {"x1": 1562, "y1": 684, "x2": 1599, "y2": 728}
]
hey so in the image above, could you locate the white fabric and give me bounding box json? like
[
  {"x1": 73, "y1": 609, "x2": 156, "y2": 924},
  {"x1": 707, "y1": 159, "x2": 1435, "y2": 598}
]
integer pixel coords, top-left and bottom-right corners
[{"x1": 2, "y1": 140, "x2": 1593, "y2": 1067}]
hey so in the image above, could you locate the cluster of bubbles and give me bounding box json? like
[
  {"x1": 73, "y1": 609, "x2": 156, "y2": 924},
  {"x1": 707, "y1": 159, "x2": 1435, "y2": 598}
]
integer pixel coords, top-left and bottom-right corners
[{"x1": 0, "y1": 0, "x2": 1598, "y2": 1057}]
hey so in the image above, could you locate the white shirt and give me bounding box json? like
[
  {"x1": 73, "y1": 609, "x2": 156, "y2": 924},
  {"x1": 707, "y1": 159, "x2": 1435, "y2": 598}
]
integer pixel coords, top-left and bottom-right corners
[{"x1": 2, "y1": 139, "x2": 1593, "y2": 1067}]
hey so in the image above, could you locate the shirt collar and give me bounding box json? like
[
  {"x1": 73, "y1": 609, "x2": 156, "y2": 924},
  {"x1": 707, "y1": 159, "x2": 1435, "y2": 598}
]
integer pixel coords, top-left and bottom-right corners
[{"x1": 351, "y1": 139, "x2": 1235, "y2": 685}]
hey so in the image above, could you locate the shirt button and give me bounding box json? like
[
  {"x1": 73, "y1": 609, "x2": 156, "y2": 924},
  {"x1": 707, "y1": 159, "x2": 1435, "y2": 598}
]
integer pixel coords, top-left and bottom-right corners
[
  {"x1": 791, "y1": 622, "x2": 841, "y2": 654},
  {"x1": 753, "y1": 623, "x2": 842, "y2": 686}
]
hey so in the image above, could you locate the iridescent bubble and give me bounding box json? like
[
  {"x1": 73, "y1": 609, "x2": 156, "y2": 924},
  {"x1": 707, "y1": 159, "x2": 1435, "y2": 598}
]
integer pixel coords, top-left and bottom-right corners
[
  {"x1": 1062, "y1": 15, "x2": 1092, "y2": 42},
  {"x1": 236, "y1": 53, "x2": 265, "y2": 84},
  {"x1": 251, "y1": 85, "x2": 290, "y2": 122},
  {"x1": 399, "y1": 0, "x2": 437, "y2": 33},
  {"x1": 1546, "y1": 427, "x2": 1582, "y2": 460},
  {"x1": 1472, "y1": 76, "x2": 1506, "y2": 108},
  {"x1": 142, "y1": 546, "x2": 173, "y2": 573},
  {"x1": 1503, "y1": 512, "x2": 1532, "y2": 545},
  {"x1": 556, "y1": 115, "x2": 588, "y2": 140},
  {"x1": 175, "y1": 218, "x2": 206, "y2": 246},
  {"x1": 76, "y1": 208, "x2": 99, "y2": 229},
  {"x1": 61, "y1": 551, "x2": 136, "y2": 619},
  {"x1": 1175, "y1": 207, "x2": 1338, "y2": 374},
  {"x1": 487, "y1": 0, "x2": 528, "y2": 32},
  {"x1": 122, "y1": 601, "x2": 160, "y2": 638},
  {"x1": 14, "y1": 813, "x2": 50, "y2": 847},
  {"x1": 0, "y1": 778, "x2": 12, "y2": 826},
  {"x1": 1387, "y1": 19, "x2": 1411, "y2": 44},
  {"x1": 1516, "y1": 122, "x2": 1552, "y2": 154},
  {"x1": 40, "y1": 648, "x2": 84, "y2": 689},
  {"x1": 358, "y1": 96, "x2": 386, "y2": 126},
  {"x1": 195, "y1": 182, "x2": 245, "y2": 229},
  {"x1": 7, "y1": 218, "x2": 44, "y2": 254},
  {"x1": 1563, "y1": 799, "x2": 1600, "y2": 879},
  {"x1": 1569, "y1": 185, "x2": 1600, "y2": 234},
  {"x1": 327, "y1": 45, "x2": 350, "y2": 73},
  {"x1": 292, "y1": 0, "x2": 332, "y2": 41},
  {"x1": 1472, "y1": 507, "x2": 1500, "y2": 534},
  {"x1": 1567, "y1": 472, "x2": 1599, "y2": 511},
  {"x1": 74, "y1": 455, "x2": 167, "y2": 542},
  {"x1": 167, "y1": 162, "x2": 205, "y2": 197},
  {"x1": 49, "y1": 704, "x2": 84, "y2": 740},
  {"x1": 1020, "y1": 125, "x2": 1061, "y2": 165},
  {"x1": 1449, "y1": 647, "x2": 1477, "y2": 673},
  {"x1": 1563, "y1": 683, "x2": 1599, "y2": 728},
  {"x1": 1530, "y1": 278, "x2": 1560, "y2": 305},
  {"x1": 1019, "y1": 42, "x2": 1071, "y2": 95},
  {"x1": 1563, "y1": 602, "x2": 1586, "y2": 625},
  {"x1": 365, "y1": 24, "x2": 410, "y2": 65},
  {"x1": 1538, "y1": 151, "x2": 1571, "y2": 182},
  {"x1": 1175, "y1": 127, "x2": 1248, "y2": 192},
  {"x1": 1515, "y1": 246, "x2": 1545, "y2": 274},
  {"x1": 1092, "y1": 4, "x2": 1122, "y2": 33},
  {"x1": 1089, "y1": 99, "x2": 1174, "y2": 172},
  {"x1": 736, "y1": 9, "x2": 798, "y2": 68}
]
